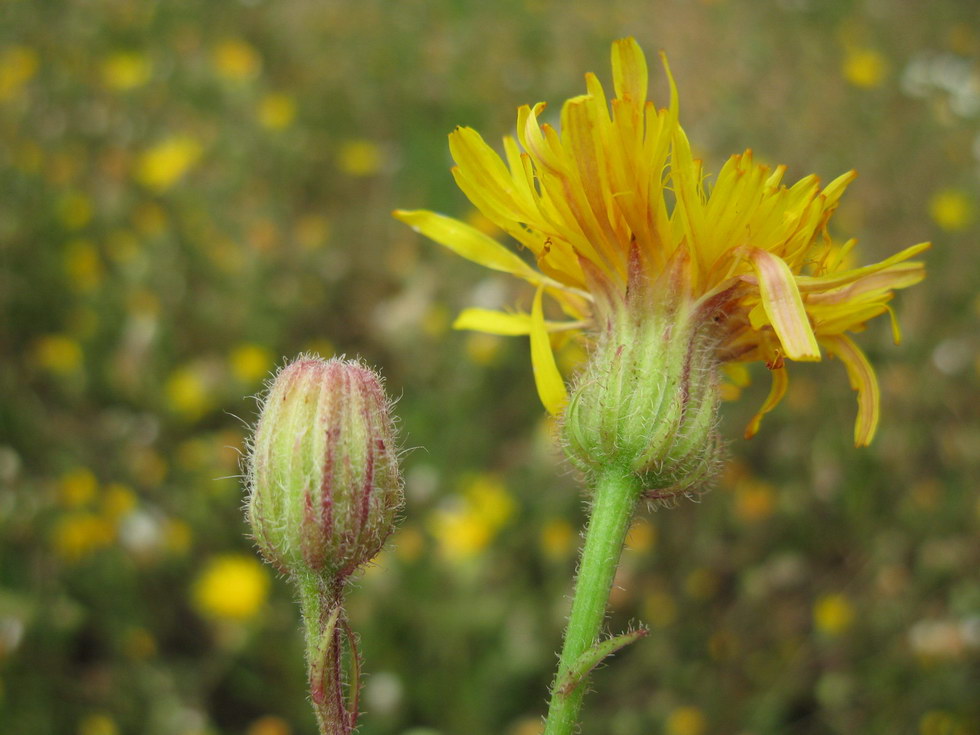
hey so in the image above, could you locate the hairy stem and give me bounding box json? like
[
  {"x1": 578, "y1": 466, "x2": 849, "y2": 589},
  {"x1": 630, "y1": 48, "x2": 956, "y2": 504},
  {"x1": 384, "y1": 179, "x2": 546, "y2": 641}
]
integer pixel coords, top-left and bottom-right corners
[
  {"x1": 543, "y1": 465, "x2": 642, "y2": 735},
  {"x1": 298, "y1": 573, "x2": 354, "y2": 735}
]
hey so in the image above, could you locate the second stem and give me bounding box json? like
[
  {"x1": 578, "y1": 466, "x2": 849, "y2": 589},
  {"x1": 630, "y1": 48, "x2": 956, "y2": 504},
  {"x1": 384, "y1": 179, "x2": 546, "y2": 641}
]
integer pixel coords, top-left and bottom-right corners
[{"x1": 543, "y1": 464, "x2": 642, "y2": 735}]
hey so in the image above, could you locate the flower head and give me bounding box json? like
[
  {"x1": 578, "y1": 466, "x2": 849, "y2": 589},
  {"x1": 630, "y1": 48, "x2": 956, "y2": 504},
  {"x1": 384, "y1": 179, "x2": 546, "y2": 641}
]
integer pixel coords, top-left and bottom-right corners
[
  {"x1": 246, "y1": 356, "x2": 403, "y2": 582},
  {"x1": 395, "y1": 38, "x2": 927, "y2": 448}
]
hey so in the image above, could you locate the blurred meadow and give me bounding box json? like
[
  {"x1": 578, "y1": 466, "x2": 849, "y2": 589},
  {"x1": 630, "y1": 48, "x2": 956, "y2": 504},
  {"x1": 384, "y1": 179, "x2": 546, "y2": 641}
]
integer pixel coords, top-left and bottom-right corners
[{"x1": 1, "y1": 1, "x2": 979, "y2": 734}]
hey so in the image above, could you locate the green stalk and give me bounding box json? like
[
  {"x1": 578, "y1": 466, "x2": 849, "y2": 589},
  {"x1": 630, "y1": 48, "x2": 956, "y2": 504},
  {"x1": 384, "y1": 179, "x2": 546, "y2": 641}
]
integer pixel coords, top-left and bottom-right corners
[
  {"x1": 298, "y1": 573, "x2": 353, "y2": 735},
  {"x1": 543, "y1": 465, "x2": 643, "y2": 735}
]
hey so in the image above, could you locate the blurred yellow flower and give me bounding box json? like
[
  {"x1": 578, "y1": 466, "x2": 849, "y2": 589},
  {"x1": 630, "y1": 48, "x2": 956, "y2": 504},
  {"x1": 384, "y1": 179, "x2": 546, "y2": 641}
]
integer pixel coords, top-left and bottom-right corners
[
  {"x1": 929, "y1": 189, "x2": 974, "y2": 232},
  {"x1": 684, "y1": 567, "x2": 719, "y2": 600},
  {"x1": 294, "y1": 214, "x2": 331, "y2": 250},
  {"x1": 919, "y1": 710, "x2": 968, "y2": 735},
  {"x1": 33, "y1": 334, "x2": 83, "y2": 375},
  {"x1": 338, "y1": 139, "x2": 383, "y2": 176},
  {"x1": 136, "y1": 136, "x2": 202, "y2": 192},
  {"x1": 258, "y1": 93, "x2": 296, "y2": 130},
  {"x1": 464, "y1": 474, "x2": 516, "y2": 528},
  {"x1": 508, "y1": 717, "x2": 544, "y2": 735},
  {"x1": 77, "y1": 713, "x2": 119, "y2": 735},
  {"x1": 59, "y1": 467, "x2": 98, "y2": 507},
  {"x1": 665, "y1": 706, "x2": 707, "y2": 735},
  {"x1": 164, "y1": 518, "x2": 193, "y2": 555},
  {"x1": 230, "y1": 343, "x2": 274, "y2": 384},
  {"x1": 52, "y1": 513, "x2": 114, "y2": 562},
  {"x1": 422, "y1": 303, "x2": 451, "y2": 338},
  {"x1": 247, "y1": 716, "x2": 292, "y2": 735},
  {"x1": 129, "y1": 447, "x2": 168, "y2": 488},
  {"x1": 64, "y1": 239, "x2": 103, "y2": 292},
  {"x1": 102, "y1": 483, "x2": 137, "y2": 521},
  {"x1": 813, "y1": 593, "x2": 856, "y2": 636},
  {"x1": 719, "y1": 362, "x2": 751, "y2": 401},
  {"x1": 213, "y1": 39, "x2": 261, "y2": 80},
  {"x1": 643, "y1": 590, "x2": 678, "y2": 628},
  {"x1": 540, "y1": 518, "x2": 575, "y2": 559},
  {"x1": 465, "y1": 333, "x2": 503, "y2": 366},
  {"x1": 392, "y1": 525, "x2": 425, "y2": 562},
  {"x1": 102, "y1": 51, "x2": 152, "y2": 90},
  {"x1": 57, "y1": 192, "x2": 93, "y2": 230},
  {"x1": 842, "y1": 47, "x2": 887, "y2": 88},
  {"x1": 430, "y1": 475, "x2": 515, "y2": 559},
  {"x1": 165, "y1": 364, "x2": 214, "y2": 420},
  {"x1": 192, "y1": 554, "x2": 270, "y2": 622},
  {"x1": 0, "y1": 46, "x2": 38, "y2": 101},
  {"x1": 430, "y1": 508, "x2": 492, "y2": 559},
  {"x1": 624, "y1": 517, "x2": 656, "y2": 552},
  {"x1": 734, "y1": 478, "x2": 776, "y2": 522},
  {"x1": 556, "y1": 338, "x2": 588, "y2": 377},
  {"x1": 132, "y1": 202, "x2": 168, "y2": 235}
]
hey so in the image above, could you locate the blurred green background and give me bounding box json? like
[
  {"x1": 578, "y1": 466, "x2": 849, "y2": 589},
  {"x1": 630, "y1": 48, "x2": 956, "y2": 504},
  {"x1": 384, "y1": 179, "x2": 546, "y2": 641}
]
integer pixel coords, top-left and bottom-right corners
[{"x1": 1, "y1": 1, "x2": 978, "y2": 734}]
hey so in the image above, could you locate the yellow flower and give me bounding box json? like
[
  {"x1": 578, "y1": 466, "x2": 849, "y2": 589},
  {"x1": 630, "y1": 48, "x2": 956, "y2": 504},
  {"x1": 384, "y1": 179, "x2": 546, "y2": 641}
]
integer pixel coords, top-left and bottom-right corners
[
  {"x1": 33, "y1": 334, "x2": 83, "y2": 375},
  {"x1": 429, "y1": 508, "x2": 492, "y2": 559},
  {"x1": 102, "y1": 51, "x2": 152, "y2": 91},
  {"x1": 813, "y1": 593, "x2": 856, "y2": 636},
  {"x1": 295, "y1": 215, "x2": 331, "y2": 250},
  {"x1": 465, "y1": 333, "x2": 504, "y2": 365},
  {"x1": 665, "y1": 706, "x2": 707, "y2": 735},
  {"x1": 733, "y1": 478, "x2": 777, "y2": 522},
  {"x1": 192, "y1": 554, "x2": 270, "y2": 622},
  {"x1": 540, "y1": 518, "x2": 575, "y2": 559},
  {"x1": 57, "y1": 192, "x2": 93, "y2": 230},
  {"x1": 52, "y1": 513, "x2": 114, "y2": 561},
  {"x1": 102, "y1": 483, "x2": 137, "y2": 521},
  {"x1": 394, "y1": 38, "x2": 928, "y2": 446},
  {"x1": 230, "y1": 343, "x2": 274, "y2": 384},
  {"x1": 77, "y1": 713, "x2": 119, "y2": 735},
  {"x1": 842, "y1": 47, "x2": 887, "y2": 88},
  {"x1": 0, "y1": 46, "x2": 38, "y2": 101},
  {"x1": 59, "y1": 467, "x2": 98, "y2": 507},
  {"x1": 338, "y1": 139, "x2": 383, "y2": 176},
  {"x1": 63, "y1": 239, "x2": 103, "y2": 291},
  {"x1": 247, "y1": 716, "x2": 292, "y2": 735},
  {"x1": 430, "y1": 476, "x2": 515, "y2": 560},
  {"x1": 463, "y1": 473, "x2": 516, "y2": 529},
  {"x1": 165, "y1": 363, "x2": 214, "y2": 420},
  {"x1": 929, "y1": 189, "x2": 974, "y2": 232},
  {"x1": 136, "y1": 136, "x2": 201, "y2": 192},
  {"x1": 624, "y1": 518, "x2": 656, "y2": 552},
  {"x1": 258, "y1": 93, "x2": 296, "y2": 130},
  {"x1": 212, "y1": 39, "x2": 261, "y2": 81}
]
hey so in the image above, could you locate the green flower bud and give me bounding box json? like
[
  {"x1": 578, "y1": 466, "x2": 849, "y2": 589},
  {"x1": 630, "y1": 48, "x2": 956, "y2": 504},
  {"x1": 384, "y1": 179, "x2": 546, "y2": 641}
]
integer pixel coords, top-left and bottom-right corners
[
  {"x1": 247, "y1": 356, "x2": 403, "y2": 582},
  {"x1": 562, "y1": 258, "x2": 724, "y2": 499}
]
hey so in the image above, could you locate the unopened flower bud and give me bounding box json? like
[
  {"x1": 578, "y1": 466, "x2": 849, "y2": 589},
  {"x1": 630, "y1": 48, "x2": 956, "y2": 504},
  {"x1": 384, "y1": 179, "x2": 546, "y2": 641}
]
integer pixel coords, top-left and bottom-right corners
[
  {"x1": 562, "y1": 261, "x2": 724, "y2": 499},
  {"x1": 247, "y1": 356, "x2": 403, "y2": 582}
]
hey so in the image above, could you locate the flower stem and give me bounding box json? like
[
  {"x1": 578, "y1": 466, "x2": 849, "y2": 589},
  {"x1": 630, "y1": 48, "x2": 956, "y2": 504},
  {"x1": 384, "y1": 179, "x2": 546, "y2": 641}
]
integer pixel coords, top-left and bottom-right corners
[
  {"x1": 543, "y1": 465, "x2": 642, "y2": 735},
  {"x1": 298, "y1": 573, "x2": 354, "y2": 735}
]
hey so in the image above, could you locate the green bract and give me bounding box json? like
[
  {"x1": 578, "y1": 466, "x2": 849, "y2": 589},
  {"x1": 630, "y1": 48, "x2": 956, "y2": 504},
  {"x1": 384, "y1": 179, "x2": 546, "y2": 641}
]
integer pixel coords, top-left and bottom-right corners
[{"x1": 562, "y1": 264, "x2": 723, "y2": 499}]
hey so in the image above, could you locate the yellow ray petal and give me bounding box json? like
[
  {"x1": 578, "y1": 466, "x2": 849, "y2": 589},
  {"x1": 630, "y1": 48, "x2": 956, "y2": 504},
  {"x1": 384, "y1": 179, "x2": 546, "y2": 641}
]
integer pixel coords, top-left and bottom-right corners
[
  {"x1": 744, "y1": 365, "x2": 789, "y2": 439},
  {"x1": 822, "y1": 334, "x2": 880, "y2": 447},
  {"x1": 453, "y1": 308, "x2": 585, "y2": 336},
  {"x1": 748, "y1": 249, "x2": 821, "y2": 361},
  {"x1": 393, "y1": 209, "x2": 541, "y2": 282},
  {"x1": 611, "y1": 37, "x2": 648, "y2": 106},
  {"x1": 796, "y1": 241, "x2": 931, "y2": 292},
  {"x1": 804, "y1": 262, "x2": 926, "y2": 306},
  {"x1": 530, "y1": 286, "x2": 568, "y2": 415}
]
